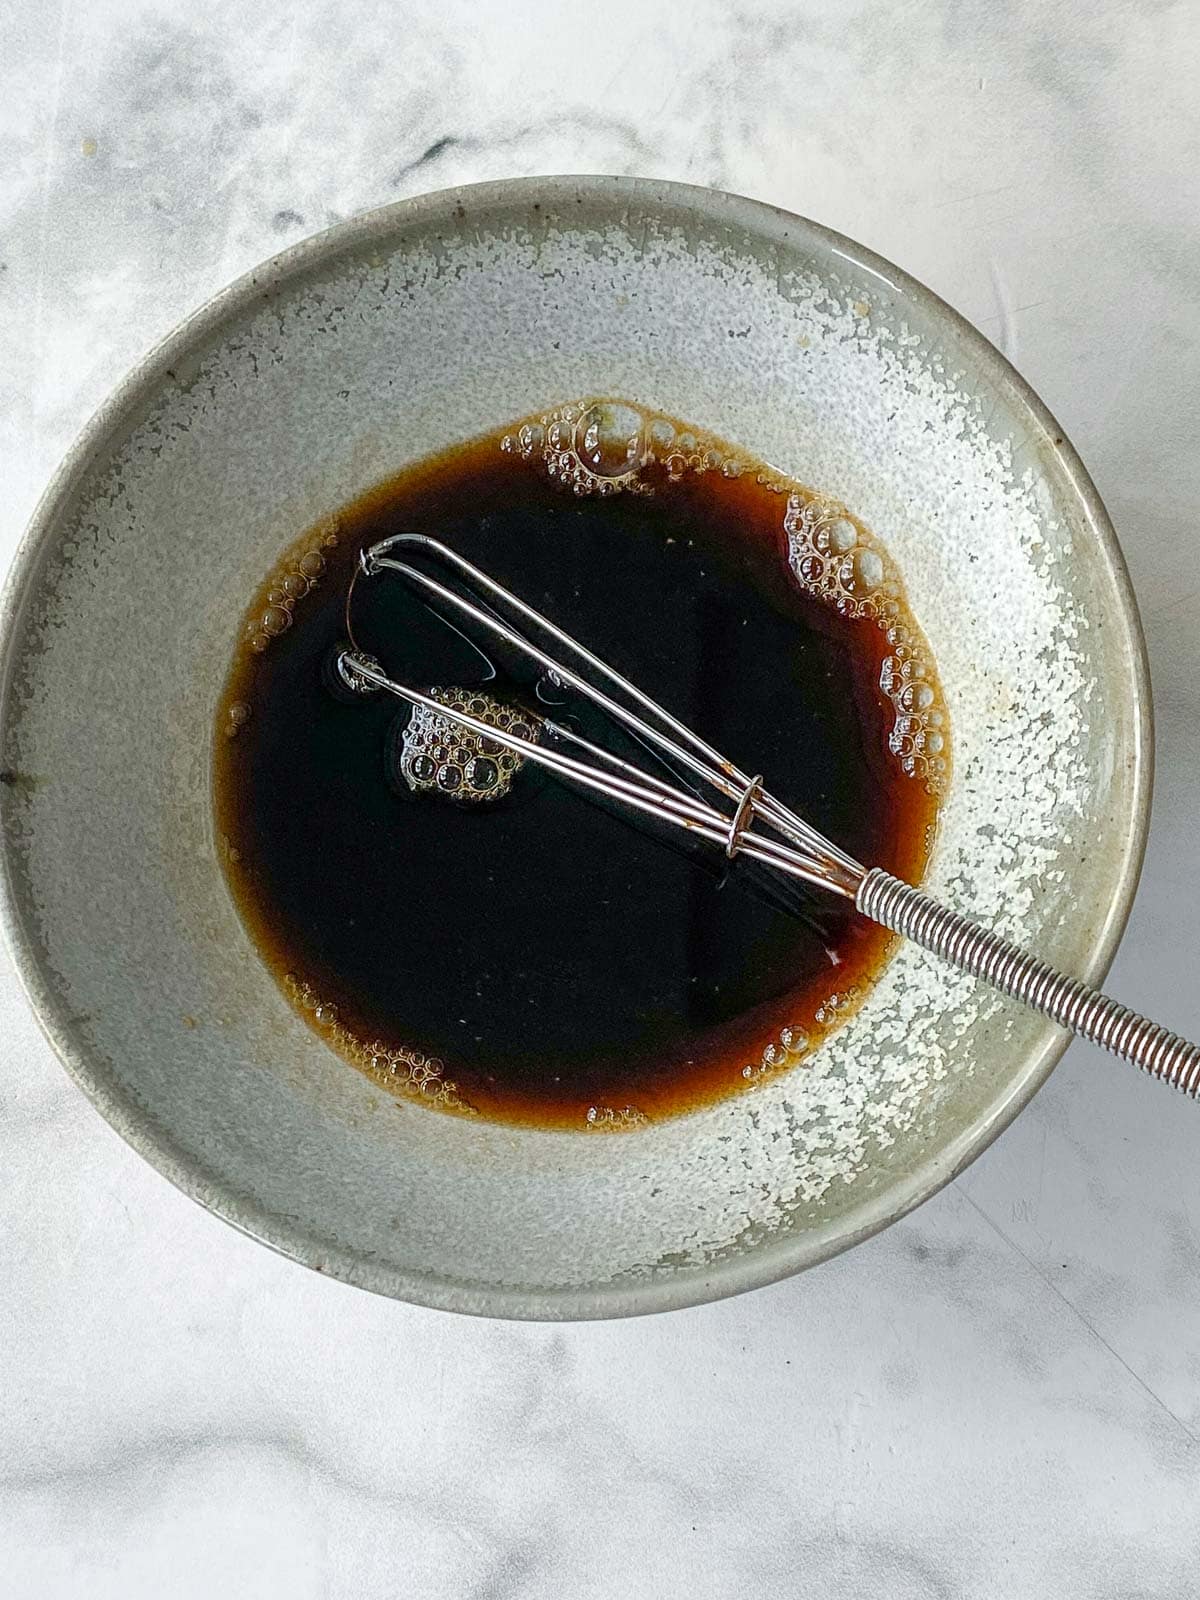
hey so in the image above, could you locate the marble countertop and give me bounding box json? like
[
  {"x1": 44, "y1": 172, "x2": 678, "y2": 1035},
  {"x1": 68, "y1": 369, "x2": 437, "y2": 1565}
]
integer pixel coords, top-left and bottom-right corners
[{"x1": 3, "y1": 1, "x2": 1199, "y2": 1594}]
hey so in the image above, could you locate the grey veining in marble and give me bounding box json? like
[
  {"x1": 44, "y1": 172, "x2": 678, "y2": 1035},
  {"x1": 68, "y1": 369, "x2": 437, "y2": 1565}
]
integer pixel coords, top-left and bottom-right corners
[{"x1": 2, "y1": 1, "x2": 1199, "y2": 1595}]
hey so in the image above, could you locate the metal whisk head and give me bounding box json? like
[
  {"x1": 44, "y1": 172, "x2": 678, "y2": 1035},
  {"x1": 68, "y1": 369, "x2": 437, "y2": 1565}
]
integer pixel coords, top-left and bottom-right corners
[{"x1": 336, "y1": 532, "x2": 865, "y2": 901}]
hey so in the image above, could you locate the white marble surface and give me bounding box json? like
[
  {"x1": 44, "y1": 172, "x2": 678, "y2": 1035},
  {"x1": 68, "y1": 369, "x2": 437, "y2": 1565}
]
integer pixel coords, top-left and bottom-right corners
[{"x1": 2, "y1": 0, "x2": 1199, "y2": 1593}]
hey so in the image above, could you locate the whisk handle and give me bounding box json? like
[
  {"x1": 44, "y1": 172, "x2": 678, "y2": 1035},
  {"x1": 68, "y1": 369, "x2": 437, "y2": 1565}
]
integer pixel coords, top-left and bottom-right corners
[{"x1": 857, "y1": 868, "x2": 1200, "y2": 1097}]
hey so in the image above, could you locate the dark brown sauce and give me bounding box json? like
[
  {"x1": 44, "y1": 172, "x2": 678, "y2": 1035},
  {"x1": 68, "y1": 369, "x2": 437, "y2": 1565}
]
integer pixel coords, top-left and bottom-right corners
[{"x1": 214, "y1": 400, "x2": 945, "y2": 1129}]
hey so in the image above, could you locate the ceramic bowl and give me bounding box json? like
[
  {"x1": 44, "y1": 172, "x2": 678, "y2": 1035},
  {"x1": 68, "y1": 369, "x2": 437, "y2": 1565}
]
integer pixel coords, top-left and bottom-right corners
[{"x1": 0, "y1": 177, "x2": 1150, "y2": 1318}]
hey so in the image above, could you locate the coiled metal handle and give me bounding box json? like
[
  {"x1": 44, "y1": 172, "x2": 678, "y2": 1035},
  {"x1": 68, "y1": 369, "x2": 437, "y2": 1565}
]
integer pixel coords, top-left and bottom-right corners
[{"x1": 857, "y1": 868, "x2": 1200, "y2": 1097}]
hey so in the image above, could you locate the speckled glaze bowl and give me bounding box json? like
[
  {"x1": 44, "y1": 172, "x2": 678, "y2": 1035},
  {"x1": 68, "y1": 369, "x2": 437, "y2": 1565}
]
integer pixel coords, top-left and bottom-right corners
[{"x1": 0, "y1": 177, "x2": 1149, "y2": 1318}]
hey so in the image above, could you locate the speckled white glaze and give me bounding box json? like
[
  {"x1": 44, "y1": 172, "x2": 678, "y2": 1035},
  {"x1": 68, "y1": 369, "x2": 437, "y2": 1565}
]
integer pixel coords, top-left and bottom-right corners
[{"x1": 0, "y1": 177, "x2": 1149, "y2": 1318}]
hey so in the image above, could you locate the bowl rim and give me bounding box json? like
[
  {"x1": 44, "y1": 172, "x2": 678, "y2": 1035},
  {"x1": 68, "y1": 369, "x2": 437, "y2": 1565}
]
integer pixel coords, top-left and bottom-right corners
[{"x1": 0, "y1": 174, "x2": 1153, "y2": 1319}]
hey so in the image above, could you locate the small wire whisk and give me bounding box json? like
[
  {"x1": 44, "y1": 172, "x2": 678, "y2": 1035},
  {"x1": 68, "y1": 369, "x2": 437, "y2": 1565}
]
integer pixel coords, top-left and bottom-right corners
[{"x1": 338, "y1": 533, "x2": 1200, "y2": 1098}]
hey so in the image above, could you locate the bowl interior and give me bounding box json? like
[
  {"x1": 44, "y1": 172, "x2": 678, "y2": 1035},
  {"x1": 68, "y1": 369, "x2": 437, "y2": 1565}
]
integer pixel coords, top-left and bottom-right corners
[{"x1": 0, "y1": 178, "x2": 1147, "y2": 1317}]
